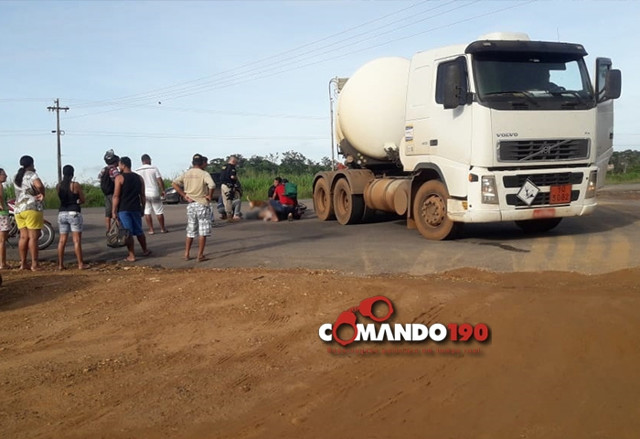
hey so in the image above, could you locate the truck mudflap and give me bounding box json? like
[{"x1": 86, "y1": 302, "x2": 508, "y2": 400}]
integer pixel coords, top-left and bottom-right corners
[{"x1": 447, "y1": 199, "x2": 597, "y2": 223}]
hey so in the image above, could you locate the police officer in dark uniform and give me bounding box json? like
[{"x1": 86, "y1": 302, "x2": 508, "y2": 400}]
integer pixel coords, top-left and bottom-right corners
[{"x1": 220, "y1": 155, "x2": 241, "y2": 221}]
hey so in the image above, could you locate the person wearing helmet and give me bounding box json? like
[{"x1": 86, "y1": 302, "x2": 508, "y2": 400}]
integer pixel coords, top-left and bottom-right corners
[{"x1": 98, "y1": 149, "x2": 121, "y2": 231}]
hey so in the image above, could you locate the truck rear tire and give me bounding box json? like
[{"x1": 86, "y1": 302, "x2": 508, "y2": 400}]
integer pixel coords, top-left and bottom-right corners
[
  {"x1": 413, "y1": 180, "x2": 458, "y2": 240},
  {"x1": 515, "y1": 218, "x2": 563, "y2": 234},
  {"x1": 333, "y1": 178, "x2": 364, "y2": 225},
  {"x1": 313, "y1": 177, "x2": 335, "y2": 221}
]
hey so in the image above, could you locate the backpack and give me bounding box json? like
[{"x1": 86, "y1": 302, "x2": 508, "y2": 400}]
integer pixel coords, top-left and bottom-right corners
[
  {"x1": 100, "y1": 167, "x2": 115, "y2": 195},
  {"x1": 284, "y1": 182, "x2": 298, "y2": 198}
]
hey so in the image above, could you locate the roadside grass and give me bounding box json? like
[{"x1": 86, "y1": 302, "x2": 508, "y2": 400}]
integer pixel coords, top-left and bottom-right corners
[
  {"x1": 240, "y1": 172, "x2": 314, "y2": 200},
  {"x1": 605, "y1": 171, "x2": 640, "y2": 184},
  {"x1": 164, "y1": 172, "x2": 315, "y2": 202}
]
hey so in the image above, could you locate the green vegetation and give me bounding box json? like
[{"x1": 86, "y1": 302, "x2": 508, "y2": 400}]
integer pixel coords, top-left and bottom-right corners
[
  {"x1": 239, "y1": 172, "x2": 315, "y2": 200},
  {"x1": 605, "y1": 171, "x2": 640, "y2": 184},
  {"x1": 606, "y1": 149, "x2": 640, "y2": 184},
  {"x1": 167, "y1": 150, "x2": 330, "y2": 201}
]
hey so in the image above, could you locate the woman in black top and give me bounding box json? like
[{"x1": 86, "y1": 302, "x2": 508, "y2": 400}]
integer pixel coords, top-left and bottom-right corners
[{"x1": 56, "y1": 165, "x2": 88, "y2": 270}]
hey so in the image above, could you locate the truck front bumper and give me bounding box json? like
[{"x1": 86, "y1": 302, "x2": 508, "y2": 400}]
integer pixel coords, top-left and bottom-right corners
[
  {"x1": 446, "y1": 166, "x2": 598, "y2": 223},
  {"x1": 447, "y1": 200, "x2": 596, "y2": 223}
]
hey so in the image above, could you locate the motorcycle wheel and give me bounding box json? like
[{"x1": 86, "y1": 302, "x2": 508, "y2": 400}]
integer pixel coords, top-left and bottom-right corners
[
  {"x1": 8, "y1": 215, "x2": 18, "y2": 238},
  {"x1": 38, "y1": 220, "x2": 56, "y2": 250}
]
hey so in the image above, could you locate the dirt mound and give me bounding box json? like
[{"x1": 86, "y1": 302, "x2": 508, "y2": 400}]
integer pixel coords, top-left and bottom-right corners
[{"x1": 1, "y1": 265, "x2": 639, "y2": 438}]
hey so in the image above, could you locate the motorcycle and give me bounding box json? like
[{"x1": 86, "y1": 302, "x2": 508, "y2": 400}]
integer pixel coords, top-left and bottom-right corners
[{"x1": 7, "y1": 199, "x2": 56, "y2": 250}]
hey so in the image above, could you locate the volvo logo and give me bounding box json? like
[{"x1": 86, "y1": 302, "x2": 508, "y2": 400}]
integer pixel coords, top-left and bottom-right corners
[
  {"x1": 541, "y1": 145, "x2": 551, "y2": 155},
  {"x1": 497, "y1": 132, "x2": 519, "y2": 138}
]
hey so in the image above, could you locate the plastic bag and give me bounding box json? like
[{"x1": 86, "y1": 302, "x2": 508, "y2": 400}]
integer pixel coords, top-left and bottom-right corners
[{"x1": 106, "y1": 220, "x2": 130, "y2": 248}]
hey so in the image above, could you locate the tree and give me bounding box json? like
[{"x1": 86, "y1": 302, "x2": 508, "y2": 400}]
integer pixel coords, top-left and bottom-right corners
[
  {"x1": 610, "y1": 150, "x2": 640, "y2": 174},
  {"x1": 245, "y1": 155, "x2": 279, "y2": 174},
  {"x1": 280, "y1": 150, "x2": 309, "y2": 175}
]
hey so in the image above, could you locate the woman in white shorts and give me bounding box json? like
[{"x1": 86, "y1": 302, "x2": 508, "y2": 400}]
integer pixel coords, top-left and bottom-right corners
[{"x1": 57, "y1": 165, "x2": 88, "y2": 270}]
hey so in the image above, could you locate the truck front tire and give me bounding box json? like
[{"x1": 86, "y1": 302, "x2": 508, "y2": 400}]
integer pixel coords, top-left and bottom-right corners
[{"x1": 413, "y1": 180, "x2": 458, "y2": 240}]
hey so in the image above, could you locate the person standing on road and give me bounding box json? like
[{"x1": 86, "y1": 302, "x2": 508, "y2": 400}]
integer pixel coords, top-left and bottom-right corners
[
  {"x1": 220, "y1": 155, "x2": 241, "y2": 221},
  {"x1": 218, "y1": 180, "x2": 243, "y2": 220},
  {"x1": 0, "y1": 168, "x2": 10, "y2": 269},
  {"x1": 56, "y1": 165, "x2": 88, "y2": 270},
  {"x1": 171, "y1": 154, "x2": 215, "y2": 262},
  {"x1": 13, "y1": 155, "x2": 46, "y2": 271},
  {"x1": 112, "y1": 156, "x2": 151, "y2": 262},
  {"x1": 98, "y1": 149, "x2": 120, "y2": 232},
  {"x1": 136, "y1": 154, "x2": 167, "y2": 234}
]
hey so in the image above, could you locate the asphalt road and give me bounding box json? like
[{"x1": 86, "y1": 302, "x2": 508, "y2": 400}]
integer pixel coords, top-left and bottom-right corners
[{"x1": 6, "y1": 186, "x2": 640, "y2": 275}]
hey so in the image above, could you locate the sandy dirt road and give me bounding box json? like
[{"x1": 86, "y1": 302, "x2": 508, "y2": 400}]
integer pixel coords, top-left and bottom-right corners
[{"x1": 1, "y1": 264, "x2": 639, "y2": 439}]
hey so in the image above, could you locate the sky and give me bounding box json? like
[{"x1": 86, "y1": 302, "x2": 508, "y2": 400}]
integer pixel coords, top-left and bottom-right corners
[{"x1": 1, "y1": 0, "x2": 638, "y2": 185}]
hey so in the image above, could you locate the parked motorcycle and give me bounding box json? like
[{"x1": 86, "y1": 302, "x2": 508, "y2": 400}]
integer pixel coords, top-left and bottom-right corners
[{"x1": 7, "y1": 199, "x2": 56, "y2": 250}]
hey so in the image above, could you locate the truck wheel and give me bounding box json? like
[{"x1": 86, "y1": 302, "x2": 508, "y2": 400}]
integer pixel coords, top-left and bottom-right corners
[
  {"x1": 333, "y1": 178, "x2": 364, "y2": 225},
  {"x1": 413, "y1": 180, "x2": 458, "y2": 240},
  {"x1": 313, "y1": 177, "x2": 334, "y2": 221},
  {"x1": 515, "y1": 218, "x2": 562, "y2": 234}
]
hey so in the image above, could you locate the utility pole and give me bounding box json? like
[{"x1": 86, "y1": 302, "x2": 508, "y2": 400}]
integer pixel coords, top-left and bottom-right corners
[{"x1": 47, "y1": 99, "x2": 69, "y2": 183}]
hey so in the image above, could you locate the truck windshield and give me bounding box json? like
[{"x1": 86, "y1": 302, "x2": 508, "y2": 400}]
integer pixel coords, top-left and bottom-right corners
[{"x1": 473, "y1": 52, "x2": 595, "y2": 110}]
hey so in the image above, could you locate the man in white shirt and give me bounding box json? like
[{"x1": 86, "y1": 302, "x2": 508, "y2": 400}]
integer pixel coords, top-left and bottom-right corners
[{"x1": 136, "y1": 154, "x2": 167, "y2": 234}]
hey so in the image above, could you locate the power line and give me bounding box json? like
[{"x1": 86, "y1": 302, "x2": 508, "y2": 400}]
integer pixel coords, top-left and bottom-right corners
[
  {"x1": 67, "y1": 131, "x2": 326, "y2": 140},
  {"x1": 70, "y1": 0, "x2": 467, "y2": 111},
  {"x1": 130, "y1": 0, "x2": 530, "y2": 104},
  {"x1": 71, "y1": 0, "x2": 438, "y2": 110},
  {"x1": 18, "y1": 0, "x2": 535, "y2": 125},
  {"x1": 67, "y1": 0, "x2": 533, "y2": 116},
  {"x1": 66, "y1": 103, "x2": 326, "y2": 121},
  {"x1": 118, "y1": 1, "x2": 468, "y2": 105}
]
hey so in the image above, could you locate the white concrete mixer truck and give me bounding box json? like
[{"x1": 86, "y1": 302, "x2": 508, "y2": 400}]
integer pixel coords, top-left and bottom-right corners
[{"x1": 312, "y1": 32, "x2": 622, "y2": 240}]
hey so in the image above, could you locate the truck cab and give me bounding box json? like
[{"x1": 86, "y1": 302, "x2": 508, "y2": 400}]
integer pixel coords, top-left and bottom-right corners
[{"x1": 314, "y1": 33, "x2": 621, "y2": 240}]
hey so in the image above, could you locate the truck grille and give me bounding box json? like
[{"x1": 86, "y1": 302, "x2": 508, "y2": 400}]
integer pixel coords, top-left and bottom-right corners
[
  {"x1": 503, "y1": 172, "x2": 583, "y2": 188},
  {"x1": 498, "y1": 139, "x2": 589, "y2": 162}
]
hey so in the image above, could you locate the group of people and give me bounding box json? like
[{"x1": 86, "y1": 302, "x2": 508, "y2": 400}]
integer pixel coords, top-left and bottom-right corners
[
  {"x1": 0, "y1": 151, "x2": 304, "y2": 271},
  {"x1": 265, "y1": 176, "x2": 299, "y2": 222},
  {"x1": 98, "y1": 150, "x2": 166, "y2": 262},
  {"x1": 0, "y1": 151, "x2": 166, "y2": 271}
]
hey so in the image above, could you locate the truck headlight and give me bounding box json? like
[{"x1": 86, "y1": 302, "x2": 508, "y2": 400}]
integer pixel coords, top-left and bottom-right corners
[
  {"x1": 585, "y1": 170, "x2": 597, "y2": 199},
  {"x1": 481, "y1": 176, "x2": 498, "y2": 204}
]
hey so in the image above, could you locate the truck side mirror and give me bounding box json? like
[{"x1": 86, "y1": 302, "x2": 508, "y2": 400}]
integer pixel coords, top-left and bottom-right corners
[
  {"x1": 595, "y1": 57, "x2": 621, "y2": 103},
  {"x1": 442, "y1": 57, "x2": 468, "y2": 109},
  {"x1": 604, "y1": 69, "x2": 621, "y2": 100}
]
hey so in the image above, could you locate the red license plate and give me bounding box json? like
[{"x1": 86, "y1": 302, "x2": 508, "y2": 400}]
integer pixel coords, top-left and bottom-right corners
[{"x1": 549, "y1": 184, "x2": 572, "y2": 204}]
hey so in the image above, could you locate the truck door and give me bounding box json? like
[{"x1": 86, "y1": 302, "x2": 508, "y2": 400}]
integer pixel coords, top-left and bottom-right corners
[
  {"x1": 594, "y1": 58, "x2": 615, "y2": 188},
  {"x1": 422, "y1": 56, "x2": 473, "y2": 197}
]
